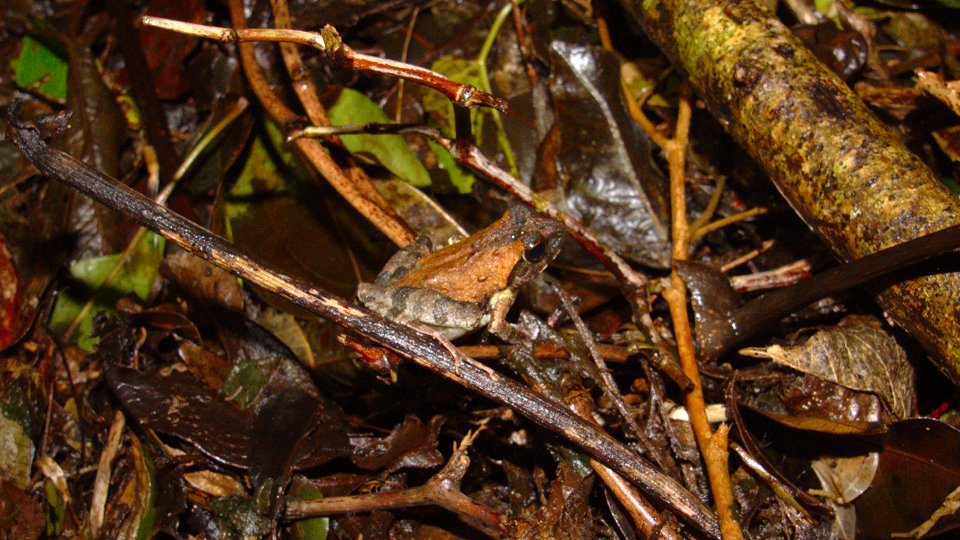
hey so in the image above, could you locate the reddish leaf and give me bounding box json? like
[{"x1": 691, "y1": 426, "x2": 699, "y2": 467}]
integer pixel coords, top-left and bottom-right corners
[
  {"x1": 856, "y1": 418, "x2": 960, "y2": 537},
  {"x1": 0, "y1": 233, "x2": 21, "y2": 349},
  {"x1": 139, "y1": 0, "x2": 206, "y2": 99}
]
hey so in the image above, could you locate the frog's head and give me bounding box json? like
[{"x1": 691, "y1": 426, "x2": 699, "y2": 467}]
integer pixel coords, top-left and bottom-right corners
[{"x1": 506, "y1": 205, "x2": 565, "y2": 286}]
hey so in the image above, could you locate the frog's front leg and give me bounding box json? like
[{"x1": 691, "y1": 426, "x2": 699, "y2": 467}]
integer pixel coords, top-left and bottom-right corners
[{"x1": 487, "y1": 290, "x2": 530, "y2": 344}]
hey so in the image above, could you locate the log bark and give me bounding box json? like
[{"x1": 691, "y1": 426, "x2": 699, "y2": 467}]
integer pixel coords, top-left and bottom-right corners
[{"x1": 624, "y1": 0, "x2": 960, "y2": 383}]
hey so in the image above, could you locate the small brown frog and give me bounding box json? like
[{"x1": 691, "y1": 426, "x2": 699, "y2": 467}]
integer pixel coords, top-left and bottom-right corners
[{"x1": 358, "y1": 205, "x2": 564, "y2": 341}]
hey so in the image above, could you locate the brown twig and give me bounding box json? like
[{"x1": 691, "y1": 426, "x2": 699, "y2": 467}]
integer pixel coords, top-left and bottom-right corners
[
  {"x1": 287, "y1": 430, "x2": 502, "y2": 536},
  {"x1": 663, "y1": 86, "x2": 744, "y2": 540},
  {"x1": 555, "y1": 285, "x2": 645, "y2": 442},
  {"x1": 140, "y1": 16, "x2": 506, "y2": 111},
  {"x1": 567, "y1": 388, "x2": 683, "y2": 540},
  {"x1": 719, "y1": 240, "x2": 774, "y2": 273},
  {"x1": 689, "y1": 207, "x2": 769, "y2": 244},
  {"x1": 458, "y1": 343, "x2": 631, "y2": 363},
  {"x1": 727, "y1": 259, "x2": 811, "y2": 293},
  {"x1": 268, "y1": 0, "x2": 331, "y2": 127}
]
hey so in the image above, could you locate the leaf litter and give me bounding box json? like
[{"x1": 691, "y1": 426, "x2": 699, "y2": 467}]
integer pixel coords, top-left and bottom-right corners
[{"x1": 1, "y1": 0, "x2": 960, "y2": 538}]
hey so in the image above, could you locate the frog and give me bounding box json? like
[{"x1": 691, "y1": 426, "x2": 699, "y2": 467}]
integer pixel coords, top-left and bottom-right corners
[{"x1": 357, "y1": 205, "x2": 564, "y2": 341}]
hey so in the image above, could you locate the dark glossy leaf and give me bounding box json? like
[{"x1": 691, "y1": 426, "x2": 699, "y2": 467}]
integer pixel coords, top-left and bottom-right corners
[
  {"x1": 60, "y1": 39, "x2": 127, "y2": 248},
  {"x1": 548, "y1": 42, "x2": 671, "y2": 269},
  {"x1": 739, "y1": 369, "x2": 890, "y2": 434},
  {"x1": 856, "y1": 418, "x2": 960, "y2": 538},
  {"x1": 350, "y1": 416, "x2": 444, "y2": 473},
  {"x1": 793, "y1": 23, "x2": 867, "y2": 81},
  {"x1": 107, "y1": 365, "x2": 252, "y2": 469}
]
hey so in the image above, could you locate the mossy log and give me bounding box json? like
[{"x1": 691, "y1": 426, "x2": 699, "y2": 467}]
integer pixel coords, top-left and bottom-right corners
[{"x1": 624, "y1": 0, "x2": 960, "y2": 383}]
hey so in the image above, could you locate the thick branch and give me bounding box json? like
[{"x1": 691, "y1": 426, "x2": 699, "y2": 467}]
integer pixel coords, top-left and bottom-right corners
[{"x1": 625, "y1": 0, "x2": 960, "y2": 383}]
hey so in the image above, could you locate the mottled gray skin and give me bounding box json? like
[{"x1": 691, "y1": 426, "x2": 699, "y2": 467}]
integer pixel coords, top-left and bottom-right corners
[{"x1": 357, "y1": 206, "x2": 563, "y2": 340}]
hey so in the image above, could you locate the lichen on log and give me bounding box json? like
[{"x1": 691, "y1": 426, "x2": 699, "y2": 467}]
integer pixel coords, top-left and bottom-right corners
[{"x1": 625, "y1": 0, "x2": 960, "y2": 383}]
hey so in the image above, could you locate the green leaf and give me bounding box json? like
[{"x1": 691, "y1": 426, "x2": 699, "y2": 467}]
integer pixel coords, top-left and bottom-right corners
[
  {"x1": 327, "y1": 88, "x2": 431, "y2": 187},
  {"x1": 49, "y1": 231, "x2": 166, "y2": 350},
  {"x1": 230, "y1": 121, "x2": 303, "y2": 200},
  {"x1": 289, "y1": 482, "x2": 328, "y2": 540},
  {"x1": 68, "y1": 232, "x2": 165, "y2": 301},
  {"x1": 221, "y1": 358, "x2": 275, "y2": 409},
  {"x1": 11, "y1": 35, "x2": 68, "y2": 102},
  {"x1": 44, "y1": 481, "x2": 64, "y2": 537}
]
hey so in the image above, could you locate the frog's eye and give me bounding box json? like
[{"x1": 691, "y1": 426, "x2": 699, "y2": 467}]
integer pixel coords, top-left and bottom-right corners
[{"x1": 523, "y1": 240, "x2": 549, "y2": 263}]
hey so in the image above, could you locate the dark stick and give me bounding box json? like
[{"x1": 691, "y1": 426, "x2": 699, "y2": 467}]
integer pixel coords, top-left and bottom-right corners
[
  {"x1": 700, "y1": 223, "x2": 960, "y2": 359},
  {"x1": 105, "y1": 0, "x2": 178, "y2": 182},
  {"x1": 9, "y1": 109, "x2": 720, "y2": 539}
]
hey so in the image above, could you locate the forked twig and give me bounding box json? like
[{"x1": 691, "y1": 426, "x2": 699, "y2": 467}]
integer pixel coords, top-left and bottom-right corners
[{"x1": 140, "y1": 16, "x2": 506, "y2": 111}]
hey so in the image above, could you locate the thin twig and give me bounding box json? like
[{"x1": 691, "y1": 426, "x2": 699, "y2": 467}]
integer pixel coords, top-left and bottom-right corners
[
  {"x1": 287, "y1": 430, "x2": 502, "y2": 536},
  {"x1": 475, "y1": 2, "x2": 519, "y2": 177},
  {"x1": 394, "y1": 7, "x2": 420, "y2": 123},
  {"x1": 140, "y1": 16, "x2": 506, "y2": 110},
  {"x1": 554, "y1": 285, "x2": 645, "y2": 441},
  {"x1": 664, "y1": 85, "x2": 743, "y2": 540},
  {"x1": 719, "y1": 240, "x2": 774, "y2": 273},
  {"x1": 689, "y1": 207, "x2": 769, "y2": 244},
  {"x1": 267, "y1": 0, "x2": 398, "y2": 243},
  {"x1": 90, "y1": 411, "x2": 125, "y2": 537},
  {"x1": 687, "y1": 176, "x2": 727, "y2": 242}
]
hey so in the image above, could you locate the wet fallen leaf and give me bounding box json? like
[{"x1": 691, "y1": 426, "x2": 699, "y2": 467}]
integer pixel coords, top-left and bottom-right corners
[
  {"x1": 98, "y1": 432, "x2": 155, "y2": 540},
  {"x1": 549, "y1": 41, "x2": 671, "y2": 269},
  {"x1": 856, "y1": 418, "x2": 960, "y2": 538},
  {"x1": 741, "y1": 317, "x2": 916, "y2": 419},
  {"x1": 811, "y1": 453, "x2": 879, "y2": 505}
]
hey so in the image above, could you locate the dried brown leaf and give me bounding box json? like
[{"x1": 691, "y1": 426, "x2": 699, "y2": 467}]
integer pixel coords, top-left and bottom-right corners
[{"x1": 741, "y1": 318, "x2": 916, "y2": 419}]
